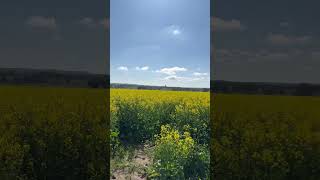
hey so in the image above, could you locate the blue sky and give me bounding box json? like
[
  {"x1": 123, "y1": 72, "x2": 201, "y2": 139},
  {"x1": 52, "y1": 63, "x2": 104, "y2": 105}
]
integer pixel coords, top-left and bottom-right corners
[
  {"x1": 111, "y1": 0, "x2": 210, "y2": 88},
  {"x1": 2, "y1": 0, "x2": 319, "y2": 84}
]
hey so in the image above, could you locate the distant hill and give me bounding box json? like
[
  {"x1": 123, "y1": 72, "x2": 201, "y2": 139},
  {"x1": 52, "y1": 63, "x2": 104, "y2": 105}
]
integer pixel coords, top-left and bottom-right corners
[
  {"x1": 1, "y1": 68, "x2": 319, "y2": 95},
  {"x1": 0, "y1": 68, "x2": 109, "y2": 88}
]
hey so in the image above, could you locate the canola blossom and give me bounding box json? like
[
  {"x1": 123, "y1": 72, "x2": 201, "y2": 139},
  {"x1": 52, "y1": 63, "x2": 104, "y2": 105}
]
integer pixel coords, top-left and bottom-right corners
[{"x1": 110, "y1": 88, "x2": 210, "y2": 179}]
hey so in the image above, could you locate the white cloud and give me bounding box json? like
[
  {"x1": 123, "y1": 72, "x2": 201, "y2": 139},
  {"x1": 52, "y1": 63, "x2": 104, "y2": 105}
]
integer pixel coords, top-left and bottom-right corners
[
  {"x1": 117, "y1": 66, "x2": 128, "y2": 71},
  {"x1": 136, "y1": 66, "x2": 149, "y2": 71},
  {"x1": 156, "y1": 67, "x2": 187, "y2": 75},
  {"x1": 212, "y1": 17, "x2": 246, "y2": 32},
  {"x1": 163, "y1": 75, "x2": 207, "y2": 82},
  {"x1": 267, "y1": 34, "x2": 311, "y2": 45},
  {"x1": 79, "y1": 17, "x2": 96, "y2": 28},
  {"x1": 26, "y1": 16, "x2": 57, "y2": 30},
  {"x1": 193, "y1": 72, "x2": 208, "y2": 76},
  {"x1": 164, "y1": 75, "x2": 179, "y2": 81},
  {"x1": 166, "y1": 25, "x2": 183, "y2": 36},
  {"x1": 172, "y1": 29, "x2": 181, "y2": 35}
]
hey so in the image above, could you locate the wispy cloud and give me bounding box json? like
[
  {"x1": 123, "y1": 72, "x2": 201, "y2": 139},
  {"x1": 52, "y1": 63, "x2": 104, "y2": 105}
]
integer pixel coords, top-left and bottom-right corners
[
  {"x1": 193, "y1": 72, "x2": 208, "y2": 76},
  {"x1": 165, "y1": 25, "x2": 183, "y2": 37},
  {"x1": 117, "y1": 66, "x2": 128, "y2": 71},
  {"x1": 212, "y1": 17, "x2": 246, "y2": 32},
  {"x1": 156, "y1": 67, "x2": 187, "y2": 75},
  {"x1": 78, "y1": 17, "x2": 96, "y2": 28},
  {"x1": 163, "y1": 75, "x2": 207, "y2": 82},
  {"x1": 266, "y1": 33, "x2": 311, "y2": 45},
  {"x1": 78, "y1": 17, "x2": 109, "y2": 29},
  {"x1": 164, "y1": 75, "x2": 180, "y2": 81},
  {"x1": 25, "y1": 16, "x2": 57, "y2": 30},
  {"x1": 136, "y1": 66, "x2": 149, "y2": 71}
]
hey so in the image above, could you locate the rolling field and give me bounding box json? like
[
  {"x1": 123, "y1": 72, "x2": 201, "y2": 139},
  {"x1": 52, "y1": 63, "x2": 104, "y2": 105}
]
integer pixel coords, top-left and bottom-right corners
[{"x1": 1, "y1": 85, "x2": 319, "y2": 179}]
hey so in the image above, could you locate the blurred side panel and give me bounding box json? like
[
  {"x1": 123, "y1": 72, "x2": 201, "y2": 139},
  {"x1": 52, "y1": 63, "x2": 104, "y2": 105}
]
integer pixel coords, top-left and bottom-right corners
[
  {"x1": 0, "y1": 0, "x2": 110, "y2": 179},
  {"x1": 211, "y1": 0, "x2": 320, "y2": 179}
]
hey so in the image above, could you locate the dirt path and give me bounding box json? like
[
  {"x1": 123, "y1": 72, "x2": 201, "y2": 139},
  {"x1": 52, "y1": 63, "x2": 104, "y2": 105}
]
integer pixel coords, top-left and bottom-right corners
[{"x1": 111, "y1": 144, "x2": 152, "y2": 180}]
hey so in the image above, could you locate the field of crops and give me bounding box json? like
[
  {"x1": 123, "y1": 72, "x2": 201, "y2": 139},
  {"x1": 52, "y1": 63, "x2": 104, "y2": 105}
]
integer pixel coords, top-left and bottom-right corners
[
  {"x1": 0, "y1": 85, "x2": 110, "y2": 179},
  {"x1": 1, "y1": 85, "x2": 320, "y2": 179},
  {"x1": 212, "y1": 94, "x2": 320, "y2": 179},
  {"x1": 110, "y1": 89, "x2": 210, "y2": 179}
]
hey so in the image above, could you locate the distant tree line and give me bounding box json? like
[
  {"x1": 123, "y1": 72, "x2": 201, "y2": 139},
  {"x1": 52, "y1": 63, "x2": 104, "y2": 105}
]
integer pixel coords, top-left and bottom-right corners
[
  {"x1": 1, "y1": 68, "x2": 319, "y2": 95},
  {"x1": 111, "y1": 83, "x2": 209, "y2": 92},
  {"x1": 0, "y1": 68, "x2": 109, "y2": 89},
  {"x1": 211, "y1": 80, "x2": 320, "y2": 96}
]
